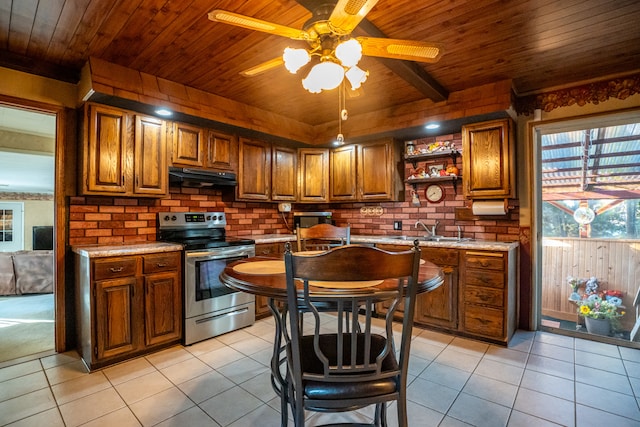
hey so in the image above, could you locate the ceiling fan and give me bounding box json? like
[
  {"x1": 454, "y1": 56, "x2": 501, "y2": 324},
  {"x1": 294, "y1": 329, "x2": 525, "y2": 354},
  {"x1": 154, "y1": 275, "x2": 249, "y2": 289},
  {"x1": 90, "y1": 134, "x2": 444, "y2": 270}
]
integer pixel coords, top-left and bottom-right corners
[{"x1": 208, "y1": 0, "x2": 443, "y2": 93}]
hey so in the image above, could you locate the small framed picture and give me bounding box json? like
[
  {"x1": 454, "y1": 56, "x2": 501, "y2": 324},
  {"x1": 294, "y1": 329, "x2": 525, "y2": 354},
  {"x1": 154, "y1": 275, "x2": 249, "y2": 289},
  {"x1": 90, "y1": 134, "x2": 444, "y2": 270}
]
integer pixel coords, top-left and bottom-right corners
[{"x1": 428, "y1": 163, "x2": 446, "y2": 177}]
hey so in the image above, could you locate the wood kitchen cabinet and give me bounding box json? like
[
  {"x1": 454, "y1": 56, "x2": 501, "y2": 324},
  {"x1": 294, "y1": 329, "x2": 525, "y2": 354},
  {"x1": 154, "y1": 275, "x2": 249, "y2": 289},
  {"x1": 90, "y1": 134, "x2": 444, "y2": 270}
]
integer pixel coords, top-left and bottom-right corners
[
  {"x1": 272, "y1": 145, "x2": 297, "y2": 201},
  {"x1": 81, "y1": 103, "x2": 168, "y2": 197},
  {"x1": 460, "y1": 248, "x2": 517, "y2": 344},
  {"x1": 171, "y1": 124, "x2": 238, "y2": 173},
  {"x1": 462, "y1": 118, "x2": 515, "y2": 199},
  {"x1": 238, "y1": 138, "x2": 271, "y2": 201},
  {"x1": 298, "y1": 148, "x2": 329, "y2": 203},
  {"x1": 329, "y1": 144, "x2": 357, "y2": 201},
  {"x1": 171, "y1": 122, "x2": 204, "y2": 167},
  {"x1": 75, "y1": 250, "x2": 182, "y2": 370},
  {"x1": 330, "y1": 138, "x2": 403, "y2": 202},
  {"x1": 206, "y1": 130, "x2": 237, "y2": 171},
  {"x1": 237, "y1": 138, "x2": 297, "y2": 201},
  {"x1": 416, "y1": 248, "x2": 459, "y2": 329},
  {"x1": 375, "y1": 244, "x2": 458, "y2": 329},
  {"x1": 253, "y1": 242, "x2": 287, "y2": 319}
]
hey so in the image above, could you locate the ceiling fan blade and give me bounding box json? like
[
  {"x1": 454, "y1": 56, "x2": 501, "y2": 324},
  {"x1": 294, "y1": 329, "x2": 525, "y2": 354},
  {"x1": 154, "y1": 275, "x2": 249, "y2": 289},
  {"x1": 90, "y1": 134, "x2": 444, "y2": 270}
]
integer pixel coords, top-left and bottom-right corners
[
  {"x1": 357, "y1": 37, "x2": 444, "y2": 63},
  {"x1": 240, "y1": 57, "x2": 285, "y2": 77},
  {"x1": 329, "y1": 0, "x2": 379, "y2": 34},
  {"x1": 208, "y1": 10, "x2": 309, "y2": 40}
]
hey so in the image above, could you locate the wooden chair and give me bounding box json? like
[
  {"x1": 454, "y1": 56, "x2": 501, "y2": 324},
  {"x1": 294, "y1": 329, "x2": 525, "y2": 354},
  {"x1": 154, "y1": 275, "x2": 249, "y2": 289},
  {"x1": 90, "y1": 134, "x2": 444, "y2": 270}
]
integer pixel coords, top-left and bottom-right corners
[
  {"x1": 283, "y1": 242, "x2": 421, "y2": 426},
  {"x1": 296, "y1": 223, "x2": 350, "y2": 252}
]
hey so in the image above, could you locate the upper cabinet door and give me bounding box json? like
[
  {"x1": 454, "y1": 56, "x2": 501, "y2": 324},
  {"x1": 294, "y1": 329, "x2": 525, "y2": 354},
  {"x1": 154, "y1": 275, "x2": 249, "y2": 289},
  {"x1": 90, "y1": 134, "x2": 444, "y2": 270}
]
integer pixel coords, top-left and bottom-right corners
[
  {"x1": 84, "y1": 104, "x2": 128, "y2": 194},
  {"x1": 298, "y1": 148, "x2": 329, "y2": 203},
  {"x1": 272, "y1": 145, "x2": 297, "y2": 201},
  {"x1": 172, "y1": 122, "x2": 203, "y2": 167},
  {"x1": 462, "y1": 118, "x2": 515, "y2": 199},
  {"x1": 134, "y1": 115, "x2": 167, "y2": 195},
  {"x1": 238, "y1": 138, "x2": 271, "y2": 201},
  {"x1": 206, "y1": 130, "x2": 237, "y2": 171},
  {"x1": 358, "y1": 140, "x2": 400, "y2": 201},
  {"x1": 330, "y1": 145, "x2": 358, "y2": 201}
]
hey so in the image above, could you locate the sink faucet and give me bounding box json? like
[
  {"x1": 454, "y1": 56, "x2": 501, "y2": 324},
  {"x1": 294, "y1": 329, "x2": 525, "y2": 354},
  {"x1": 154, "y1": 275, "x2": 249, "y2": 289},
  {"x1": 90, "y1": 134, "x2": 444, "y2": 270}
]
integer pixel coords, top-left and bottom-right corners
[{"x1": 415, "y1": 220, "x2": 439, "y2": 237}]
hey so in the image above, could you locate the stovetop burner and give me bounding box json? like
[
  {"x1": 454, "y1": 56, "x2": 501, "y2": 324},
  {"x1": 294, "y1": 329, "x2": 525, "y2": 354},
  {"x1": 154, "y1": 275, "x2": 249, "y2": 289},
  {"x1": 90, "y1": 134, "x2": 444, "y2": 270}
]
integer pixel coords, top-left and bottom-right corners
[{"x1": 157, "y1": 212, "x2": 254, "y2": 250}]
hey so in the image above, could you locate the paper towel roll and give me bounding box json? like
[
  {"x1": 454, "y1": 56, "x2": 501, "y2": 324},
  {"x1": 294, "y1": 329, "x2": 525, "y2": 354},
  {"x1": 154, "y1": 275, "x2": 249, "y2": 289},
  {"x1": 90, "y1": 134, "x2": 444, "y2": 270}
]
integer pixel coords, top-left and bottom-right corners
[{"x1": 472, "y1": 200, "x2": 507, "y2": 215}]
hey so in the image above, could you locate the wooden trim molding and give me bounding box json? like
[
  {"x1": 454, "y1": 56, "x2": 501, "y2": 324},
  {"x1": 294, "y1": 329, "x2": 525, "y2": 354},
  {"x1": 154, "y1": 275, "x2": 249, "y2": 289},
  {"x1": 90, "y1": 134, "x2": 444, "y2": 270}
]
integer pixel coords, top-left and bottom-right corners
[{"x1": 516, "y1": 73, "x2": 640, "y2": 115}]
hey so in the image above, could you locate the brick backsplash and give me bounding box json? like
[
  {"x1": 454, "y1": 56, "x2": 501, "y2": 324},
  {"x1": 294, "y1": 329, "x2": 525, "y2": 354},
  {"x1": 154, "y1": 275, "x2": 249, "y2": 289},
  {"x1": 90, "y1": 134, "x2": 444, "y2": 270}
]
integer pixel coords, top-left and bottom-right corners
[{"x1": 68, "y1": 187, "x2": 519, "y2": 247}]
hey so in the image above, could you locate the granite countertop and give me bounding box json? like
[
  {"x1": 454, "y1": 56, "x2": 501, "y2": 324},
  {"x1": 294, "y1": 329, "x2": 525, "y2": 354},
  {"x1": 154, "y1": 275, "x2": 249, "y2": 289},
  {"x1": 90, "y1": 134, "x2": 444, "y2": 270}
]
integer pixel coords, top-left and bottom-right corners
[
  {"x1": 72, "y1": 242, "x2": 184, "y2": 258},
  {"x1": 252, "y1": 234, "x2": 518, "y2": 251}
]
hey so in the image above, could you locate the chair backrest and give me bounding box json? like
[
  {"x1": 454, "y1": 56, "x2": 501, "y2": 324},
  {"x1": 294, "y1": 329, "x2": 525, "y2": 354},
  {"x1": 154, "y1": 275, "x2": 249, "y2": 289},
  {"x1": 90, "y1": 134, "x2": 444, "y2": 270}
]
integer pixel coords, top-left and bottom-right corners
[
  {"x1": 283, "y1": 242, "x2": 421, "y2": 384},
  {"x1": 296, "y1": 223, "x2": 350, "y2": 252}
]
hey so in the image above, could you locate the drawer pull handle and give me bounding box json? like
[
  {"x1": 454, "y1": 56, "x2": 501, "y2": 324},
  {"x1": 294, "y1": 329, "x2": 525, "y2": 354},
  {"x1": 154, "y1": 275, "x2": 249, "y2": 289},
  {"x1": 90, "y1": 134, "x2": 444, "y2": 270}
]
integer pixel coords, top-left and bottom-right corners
[
  {"x1": 157, "y1": 263, "x2": 167, "y2": 267},
  {"x1": 109, "y1": 267, "x2": 124, "y2": 273}
]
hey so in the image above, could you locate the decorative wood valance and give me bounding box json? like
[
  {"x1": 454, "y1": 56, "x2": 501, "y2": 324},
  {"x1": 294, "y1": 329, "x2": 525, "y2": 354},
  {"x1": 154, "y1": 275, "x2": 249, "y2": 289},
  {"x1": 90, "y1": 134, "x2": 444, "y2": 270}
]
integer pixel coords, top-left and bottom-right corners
[{"x1": 516, "y1": 73, "x2": 640, "y2": 115}]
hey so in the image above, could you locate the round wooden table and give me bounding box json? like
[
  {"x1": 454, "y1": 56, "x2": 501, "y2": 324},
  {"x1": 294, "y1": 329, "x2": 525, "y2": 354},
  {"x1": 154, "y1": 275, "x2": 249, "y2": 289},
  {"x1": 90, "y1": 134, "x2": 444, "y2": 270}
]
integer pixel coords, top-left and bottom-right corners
[
  {"x1": 220, "y1": 254, "x2": 444, "y2": 299},
  {"x1": 219, "y1": 253, "x2": 444, "y2": 427}
]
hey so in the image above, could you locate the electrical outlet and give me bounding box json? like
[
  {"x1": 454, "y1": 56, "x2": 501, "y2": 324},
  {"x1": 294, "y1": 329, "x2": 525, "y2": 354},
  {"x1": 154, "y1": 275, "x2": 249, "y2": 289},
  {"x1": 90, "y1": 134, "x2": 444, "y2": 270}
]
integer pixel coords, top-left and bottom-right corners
[
  {"x1": 278, "y1": 203, "x2": 291, "y2": 213},
  {"x1": 394, "y1": 221, "x2": 402, "y2": 230}
]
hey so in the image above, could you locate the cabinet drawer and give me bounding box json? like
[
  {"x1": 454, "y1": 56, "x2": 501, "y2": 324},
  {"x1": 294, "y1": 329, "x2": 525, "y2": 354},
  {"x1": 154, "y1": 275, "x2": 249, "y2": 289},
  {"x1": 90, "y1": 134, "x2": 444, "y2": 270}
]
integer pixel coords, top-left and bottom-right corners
[
  {"x1": 465, "y1": 268, "x2": 505, "y2": 289},
  {"x1": 464, "y1": 304, "x2": 504, "y2": 337},
  {"x1": 143, "y1": 253, "x2": 180, "y2": 274},
  {"x1": 464, "y1": 252, "x2": 504, "y2": 270},
  {"x1": 93, "y1": 257, "x2": 137, "y2": 280},
  {"x1": 465, "y1": 285, "x2": 503, "y2": 307},
  {"x1": 422, "y1": 248, "x2": 459, "y2": 266}
]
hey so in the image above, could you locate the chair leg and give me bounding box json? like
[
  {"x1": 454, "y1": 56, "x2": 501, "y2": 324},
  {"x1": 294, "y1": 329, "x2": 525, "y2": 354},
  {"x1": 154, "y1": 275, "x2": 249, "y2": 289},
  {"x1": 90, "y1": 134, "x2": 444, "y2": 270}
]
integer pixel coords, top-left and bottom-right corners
[
  {"x1": 396, "y1": 395, "x2": 408, "y2": 427},
  {"x1": 373, "y1": 402, "x2": 388, "y2": 427}
]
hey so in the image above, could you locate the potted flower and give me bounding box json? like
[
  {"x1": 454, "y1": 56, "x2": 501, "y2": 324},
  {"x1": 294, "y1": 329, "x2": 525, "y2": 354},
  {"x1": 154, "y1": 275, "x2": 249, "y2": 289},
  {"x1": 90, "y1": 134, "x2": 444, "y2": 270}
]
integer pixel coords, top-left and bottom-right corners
[{"x1": 577, "y1": 296, "x2": 624, "y2": 335}]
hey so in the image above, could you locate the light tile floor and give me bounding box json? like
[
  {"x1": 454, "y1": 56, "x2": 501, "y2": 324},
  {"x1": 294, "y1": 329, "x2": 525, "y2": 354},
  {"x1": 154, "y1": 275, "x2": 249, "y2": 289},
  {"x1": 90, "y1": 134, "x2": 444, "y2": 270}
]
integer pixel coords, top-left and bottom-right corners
[{"x1": 1, "y1": 316, "x2": 640, "y2": 426}]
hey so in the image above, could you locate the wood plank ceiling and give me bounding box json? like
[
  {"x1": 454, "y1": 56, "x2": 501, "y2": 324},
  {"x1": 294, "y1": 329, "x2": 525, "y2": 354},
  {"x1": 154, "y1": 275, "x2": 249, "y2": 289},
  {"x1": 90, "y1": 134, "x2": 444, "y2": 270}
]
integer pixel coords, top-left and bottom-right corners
[{"x1": 0, "y1": 0, "x2": 639, "y2": 131}]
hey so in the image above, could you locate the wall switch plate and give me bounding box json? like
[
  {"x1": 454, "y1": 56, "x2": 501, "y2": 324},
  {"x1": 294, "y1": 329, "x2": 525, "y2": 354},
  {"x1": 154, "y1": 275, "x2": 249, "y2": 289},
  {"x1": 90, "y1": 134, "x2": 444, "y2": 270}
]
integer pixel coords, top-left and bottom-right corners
[
  {"x1": 394, "y1": 221, "x2": 402, "y2": 230},
  {"x1": 278, "y1": 203, "x2": 291, "y2": 213}
]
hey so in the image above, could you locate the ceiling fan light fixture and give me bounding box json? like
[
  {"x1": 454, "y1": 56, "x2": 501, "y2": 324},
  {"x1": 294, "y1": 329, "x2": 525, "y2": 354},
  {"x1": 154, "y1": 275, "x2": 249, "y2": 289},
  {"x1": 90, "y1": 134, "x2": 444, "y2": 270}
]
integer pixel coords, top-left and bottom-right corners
[
  {"x1": 283, "y1": 47, "x2": 311, "y2": 73},
  {"x1": 335, "y1": 38, "x2": 362, "y2": 67},
  {"x1": 345, "y1": 65, "x2": 368, "y2": 90},
  {"x1": 302, "y1": 61, "x2": 345, "y2": 92}
]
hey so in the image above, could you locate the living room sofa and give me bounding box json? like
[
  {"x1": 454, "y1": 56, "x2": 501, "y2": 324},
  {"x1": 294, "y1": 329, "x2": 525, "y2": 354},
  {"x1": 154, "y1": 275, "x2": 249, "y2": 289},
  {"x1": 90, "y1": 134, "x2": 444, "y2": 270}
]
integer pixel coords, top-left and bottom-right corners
[{"x1": 0, "y1": 250, "x2": 54, "y2": 295}]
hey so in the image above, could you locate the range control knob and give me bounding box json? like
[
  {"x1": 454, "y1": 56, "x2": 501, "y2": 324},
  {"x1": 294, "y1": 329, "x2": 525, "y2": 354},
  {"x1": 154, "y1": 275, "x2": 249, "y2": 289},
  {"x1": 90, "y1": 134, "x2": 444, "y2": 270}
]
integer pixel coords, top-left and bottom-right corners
[
  {"x1": 206, "y1": 215, "x2": 212, "y2": 221},
  {"x1": 164, "y1": 215, "x2": 170, "y2": 221},
  {"x1": 171, "y1": 215, "x2": 177, "y2": 221}
]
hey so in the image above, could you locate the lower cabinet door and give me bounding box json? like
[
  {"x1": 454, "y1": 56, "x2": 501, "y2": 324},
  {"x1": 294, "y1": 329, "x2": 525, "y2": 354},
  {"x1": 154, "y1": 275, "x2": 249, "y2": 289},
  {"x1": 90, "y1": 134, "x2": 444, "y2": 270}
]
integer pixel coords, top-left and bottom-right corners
[
  {"x1": 95, "y1": 277, "x2": 142, "y2": 360},
  {"x1": 144, "y1": 271, "x2": 182, "y2": 346},
  {"x1": 416, "y1": 266, "x2": 458, "y2": 329}
]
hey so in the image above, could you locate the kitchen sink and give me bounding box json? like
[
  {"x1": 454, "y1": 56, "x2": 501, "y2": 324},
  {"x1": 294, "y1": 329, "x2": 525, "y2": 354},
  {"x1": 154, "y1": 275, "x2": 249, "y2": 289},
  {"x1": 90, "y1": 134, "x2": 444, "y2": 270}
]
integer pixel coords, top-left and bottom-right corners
[{"x1": 387, "y1": 235, "x2": 473, "y2": 242}]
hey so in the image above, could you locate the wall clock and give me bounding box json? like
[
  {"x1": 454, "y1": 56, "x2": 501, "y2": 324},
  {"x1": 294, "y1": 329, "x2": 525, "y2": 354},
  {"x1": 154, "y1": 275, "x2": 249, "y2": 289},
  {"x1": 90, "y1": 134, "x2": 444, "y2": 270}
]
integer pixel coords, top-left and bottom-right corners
[{"x1": 425, "y1": 184, "x2": 445, "y2": 203}]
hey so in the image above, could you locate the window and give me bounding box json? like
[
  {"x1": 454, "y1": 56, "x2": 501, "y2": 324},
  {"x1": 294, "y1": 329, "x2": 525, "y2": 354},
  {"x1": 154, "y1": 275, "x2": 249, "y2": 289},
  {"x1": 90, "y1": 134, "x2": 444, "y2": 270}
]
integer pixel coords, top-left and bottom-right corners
[{"x1": 0, "y1": 202, "x2": 23, "y2": 252}]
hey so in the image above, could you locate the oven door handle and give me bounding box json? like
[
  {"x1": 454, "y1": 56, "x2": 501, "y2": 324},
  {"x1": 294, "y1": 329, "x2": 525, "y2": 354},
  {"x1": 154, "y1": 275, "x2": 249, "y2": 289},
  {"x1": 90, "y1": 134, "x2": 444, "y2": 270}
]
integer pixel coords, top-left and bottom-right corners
[{"x1": 185, "y1": 249, "x2": 253, "y2": 260}]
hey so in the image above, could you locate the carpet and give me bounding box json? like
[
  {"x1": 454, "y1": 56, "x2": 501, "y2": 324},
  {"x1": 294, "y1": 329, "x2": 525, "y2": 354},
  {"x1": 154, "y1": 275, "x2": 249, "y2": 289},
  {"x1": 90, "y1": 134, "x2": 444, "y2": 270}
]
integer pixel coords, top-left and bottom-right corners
[{"x1": 0, "y1": 294, "x2": 54, "y2": 363}]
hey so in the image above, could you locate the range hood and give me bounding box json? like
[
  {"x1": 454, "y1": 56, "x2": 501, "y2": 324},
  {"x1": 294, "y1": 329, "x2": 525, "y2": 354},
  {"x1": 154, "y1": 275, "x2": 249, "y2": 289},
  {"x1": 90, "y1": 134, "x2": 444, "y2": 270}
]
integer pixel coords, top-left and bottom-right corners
[{"x1": 169, "y1": 166, "x2": 237, "y2": 187}]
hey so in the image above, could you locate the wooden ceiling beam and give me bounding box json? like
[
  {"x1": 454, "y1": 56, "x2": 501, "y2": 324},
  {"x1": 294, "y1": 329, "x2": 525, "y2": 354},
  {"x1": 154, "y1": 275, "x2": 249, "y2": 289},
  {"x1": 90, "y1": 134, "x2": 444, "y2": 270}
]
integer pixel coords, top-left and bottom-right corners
[{"x1": 294, "y1": 0, "x2": 449, "y2": 102}]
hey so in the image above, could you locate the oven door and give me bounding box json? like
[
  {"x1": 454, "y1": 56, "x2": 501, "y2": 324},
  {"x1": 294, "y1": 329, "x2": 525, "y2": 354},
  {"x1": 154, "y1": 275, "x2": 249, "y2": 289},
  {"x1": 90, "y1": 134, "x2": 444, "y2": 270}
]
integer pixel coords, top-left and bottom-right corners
[{"x1": 184, "y1": 245, "x2": 255, "y2": 319}]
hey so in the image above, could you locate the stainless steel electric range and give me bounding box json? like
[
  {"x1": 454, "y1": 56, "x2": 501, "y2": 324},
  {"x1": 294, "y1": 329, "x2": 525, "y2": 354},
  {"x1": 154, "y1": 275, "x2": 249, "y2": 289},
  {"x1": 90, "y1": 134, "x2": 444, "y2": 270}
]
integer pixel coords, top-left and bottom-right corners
[{"x1": 157, "y1": 212, "x2": 255, "y2": 345}]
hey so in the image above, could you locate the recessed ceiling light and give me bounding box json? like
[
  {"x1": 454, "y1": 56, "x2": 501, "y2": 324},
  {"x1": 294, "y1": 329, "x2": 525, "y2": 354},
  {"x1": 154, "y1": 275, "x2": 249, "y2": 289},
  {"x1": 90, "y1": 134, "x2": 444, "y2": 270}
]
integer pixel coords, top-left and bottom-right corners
[
  {"x1": 425, "y1": 123, "x2": 440, "y2": 130},
  {"x1": 155, "y1": 108, "x2": 173, "y2": 117}
]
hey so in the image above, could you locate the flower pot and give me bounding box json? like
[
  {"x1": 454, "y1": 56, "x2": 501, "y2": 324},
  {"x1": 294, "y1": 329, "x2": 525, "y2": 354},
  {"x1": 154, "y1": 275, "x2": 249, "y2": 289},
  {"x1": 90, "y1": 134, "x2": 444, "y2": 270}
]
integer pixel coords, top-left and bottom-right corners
[{"x1": 584, "y1": 317, "x2": 611, "y2": 336}]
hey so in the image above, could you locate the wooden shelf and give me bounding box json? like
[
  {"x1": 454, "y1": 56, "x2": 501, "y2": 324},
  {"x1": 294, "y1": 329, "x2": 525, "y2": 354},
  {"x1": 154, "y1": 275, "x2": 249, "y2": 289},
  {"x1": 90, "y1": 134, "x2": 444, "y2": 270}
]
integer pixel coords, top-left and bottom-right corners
[
  {"x1": 406, "y1": 175, "x2": 461, "y2": 193},
  {"x1": 405, "y1": 149, "x2": 459, "y2": 168}
]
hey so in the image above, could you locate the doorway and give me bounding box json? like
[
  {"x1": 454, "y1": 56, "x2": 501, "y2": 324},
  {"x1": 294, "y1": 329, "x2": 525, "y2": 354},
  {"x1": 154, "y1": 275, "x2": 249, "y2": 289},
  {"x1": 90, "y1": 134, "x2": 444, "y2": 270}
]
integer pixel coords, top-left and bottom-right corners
[
  {"x1": 532, "y1": 109, "x2": 640, "y2": 348},
  {"x1": 0, "y1": 104, "x2": 56, "y2": 363}
]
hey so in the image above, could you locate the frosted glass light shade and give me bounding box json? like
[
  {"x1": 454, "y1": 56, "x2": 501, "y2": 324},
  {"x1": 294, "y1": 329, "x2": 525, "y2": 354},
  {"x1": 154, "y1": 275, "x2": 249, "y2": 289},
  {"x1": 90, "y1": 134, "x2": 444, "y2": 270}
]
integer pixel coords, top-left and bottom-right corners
[
  {"x1": 302, "y1": 61, "x2": 345, "y2": 92},
  {"x1": 283, "y1": 47, "x2": 310, "y2": 74},
  {"x1": 335, "y1": 39, "x2": 362, "y2": 67},
  {"x1": 345, "y1": 65, "x2": 368, "y2": 90}
]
